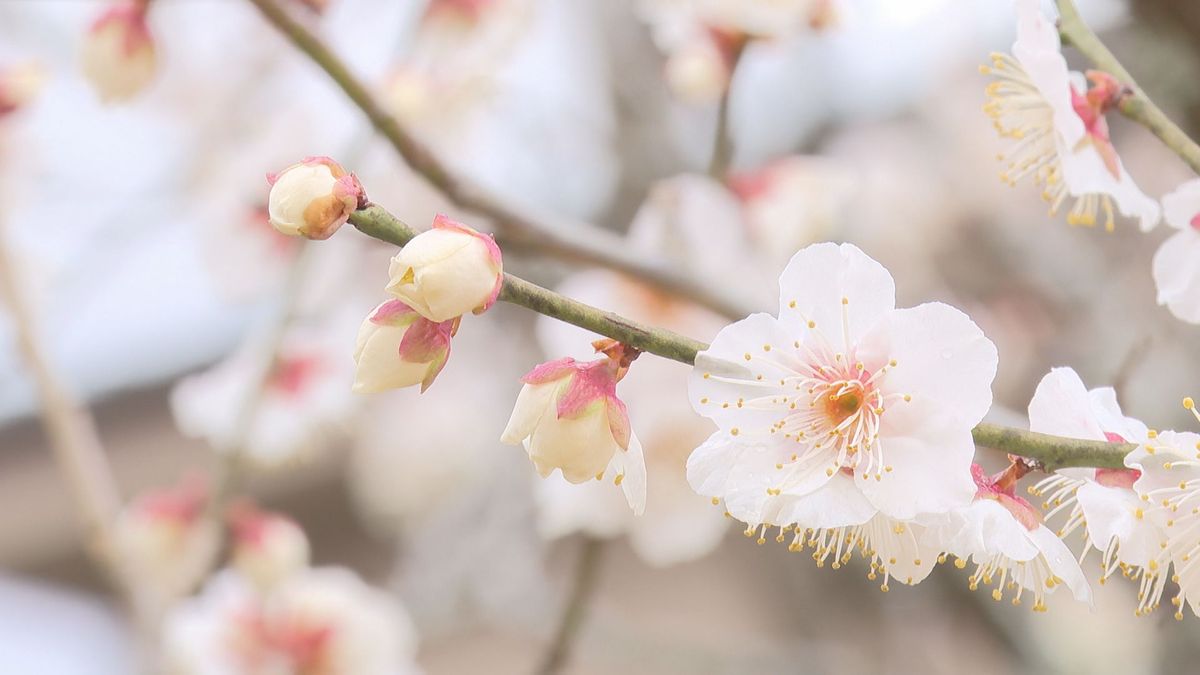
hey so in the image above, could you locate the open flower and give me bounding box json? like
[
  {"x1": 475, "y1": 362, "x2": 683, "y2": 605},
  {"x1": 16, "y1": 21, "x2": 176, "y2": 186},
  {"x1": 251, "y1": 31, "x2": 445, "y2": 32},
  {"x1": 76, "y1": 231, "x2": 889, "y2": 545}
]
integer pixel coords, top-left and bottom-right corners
[
  {"x1": 1025, "y1": 368, "x2": 1157, "y2": 582},
  {"x1": 81, "y1": 1, "x2": 156, "y2": 102},
  {"x1": 114, "y1": 476, "x2": 218, "y2": 609},
  {"x1": 1125, "y1": 419, "x2": 1200, "y2": 619},
  {"x1": 981, "y1": 0, "x2": 1159, "y2": 232},
  {"x1": 386, "y1": 215, "x2": 503, "y2": 322},
  {"x1": 266, "y1": 157, "x2": 364, "y2": 240},
  {"x1": 228, "y1": 502, "x2": 310, "y2": 593},
  {"x1": 688, "y1": 242, "x2": 997, "y2": 549},
  {"x1": 502, "y1": 343, "x2": 647, "y2": 514},
  {"x1": 1152, "y1": 179, "x2": 1200, "y2": 324},
  {"x1": 933, "y1": 464, "x2": 1092, "y2": 611},
  {"x1": 353, "y1": 299, "x2": 457, "y2": 394},
  {"x1": 164, "y1": 568, "x2": 420, "y2": 675}
]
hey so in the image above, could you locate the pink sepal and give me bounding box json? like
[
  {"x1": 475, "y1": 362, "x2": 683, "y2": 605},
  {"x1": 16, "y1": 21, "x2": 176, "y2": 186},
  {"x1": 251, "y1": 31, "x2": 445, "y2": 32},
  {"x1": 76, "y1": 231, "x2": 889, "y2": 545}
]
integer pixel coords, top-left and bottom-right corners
[
  {"x1": 332, "y1": 173, "x2": 365, "y2": 209},
  {"x1": 369, "y1": 298, "x2": 420, "y2": 327},
  {"x1": 397, "y1": 315, "x2": 457, "y2": 392},
  {"x1": 299, "y1": 155, "x2": 347, "y2": 177},
  {"x1": 556, "y1": 360, "x2": 618, "y2": 420},
  {"x1": 520, "y1": 357, "x2": 578, "y2": 385},
  {"x1": 265, "y1": 171, "x2": 280, "y2": 187},
  {"x1": 971, "y1": 463, "x2": 1042, "y2": 531},
  {"x1": 1095, "y1": 467, "x2": 1140, "y2": 489}
]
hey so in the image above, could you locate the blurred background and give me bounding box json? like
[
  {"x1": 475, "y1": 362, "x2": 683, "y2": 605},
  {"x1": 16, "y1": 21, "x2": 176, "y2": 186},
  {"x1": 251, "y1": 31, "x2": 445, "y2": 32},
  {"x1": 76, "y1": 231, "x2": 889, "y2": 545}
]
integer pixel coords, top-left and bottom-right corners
[{"x1": 2, "y1": 0, "x2": 1200, "y2": 672}]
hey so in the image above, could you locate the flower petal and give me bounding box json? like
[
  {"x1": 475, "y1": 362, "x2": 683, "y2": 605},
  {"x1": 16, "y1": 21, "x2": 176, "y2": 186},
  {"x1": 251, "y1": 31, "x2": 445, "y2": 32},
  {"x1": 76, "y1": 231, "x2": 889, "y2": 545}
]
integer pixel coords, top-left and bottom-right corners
[
  {"x1": 771, "y1": 472, "x2": 876, "y2": 530},
  {"x1": 776, "y1": 242, "x2": 895, "y2": 346},
  {"x1": 1027, "y1": 367, "x2": 1105, "y2": 441},
  {"x1": 1153, "y1": 229, "x2": 1200, "y2": 324}
]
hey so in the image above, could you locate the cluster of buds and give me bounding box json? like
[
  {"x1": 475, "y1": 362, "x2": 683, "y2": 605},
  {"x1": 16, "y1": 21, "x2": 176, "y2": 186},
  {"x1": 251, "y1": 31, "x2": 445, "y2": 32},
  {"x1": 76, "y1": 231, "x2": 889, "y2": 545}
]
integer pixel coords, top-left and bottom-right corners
[{"x1": 81, "y1": 0, "x2": 157, "y2": 102}]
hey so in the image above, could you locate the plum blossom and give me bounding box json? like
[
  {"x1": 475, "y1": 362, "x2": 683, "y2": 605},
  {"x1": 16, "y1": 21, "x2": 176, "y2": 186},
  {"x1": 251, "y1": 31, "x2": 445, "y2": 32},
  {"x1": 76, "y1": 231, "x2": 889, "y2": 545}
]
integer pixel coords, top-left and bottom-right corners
[
  {"x1": 353, "y1": 299, "x2": 458, "y2": 394},
  {"x1": 1124, "y1": 407, "x2": 1200, "y2": 619},
  {"x1": 114, "y1": 476, "x2": 219, "y2": 609},
  {"x1": 81, "y1": 0, "x2": 157, "y2": 102},
  {"x1": 267, "y1": 157, "x2": 364, "y2": 241},
  {"x1": 228, "y1": 502, "x2": 311, "y2": 592},
  {"x1": 932, "y1": 463, "x2": 1092, "y2": 611},
  {"x1": 502, "y1": 342, "x2": 647, "y2": 514},
  {"x1": 1152, "y1": 179, "x2": 1200, "y2": 324},
  {"x1": 0, "y1": 63, "x2": 43, "y2": 118},
  {"x1": 163, "y1": 568, "x2": 420, "y2": 675},
  {"x1": 1025, "y1": 368, "x2": 1158, "y2": 582},
  {"x1": 982, "y1": 0, "x2": 1159, "y2": 232},
  {"x1": 170, "y1": 320, "x2": 358, "y2": 466},
  {"x1": 386, "y1": 215, "x2": 503, "y2": 322},
  {"x1": 688, "y1": 242, "x2": 997, "y2": 583}
]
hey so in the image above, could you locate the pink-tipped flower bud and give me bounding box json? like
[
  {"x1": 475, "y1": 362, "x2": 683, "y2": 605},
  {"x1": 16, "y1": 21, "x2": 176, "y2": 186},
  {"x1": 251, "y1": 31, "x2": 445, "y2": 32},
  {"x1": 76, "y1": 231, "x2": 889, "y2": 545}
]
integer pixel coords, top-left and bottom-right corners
[
  {"x1": 353, "y1": 299, "x2": 458, "y2": 393},
  {"x1": 501, "y1": 343, "x2": 646, "y2": 514},
  {"x1": 81, "y1": 1, "x2": 156, "y2": 102},
  {"x1": 228, "y1": 501, "x2": 310, "y2": 591},
  {"x1": 266, "y1": 156, "x2": 364, "y2": 240},
  {"x1": 386, "y1": 215, "x2": 503, "y2": 322},
  {"x1": 0, "y1": 63, "x2": 43, "y2": 117}
]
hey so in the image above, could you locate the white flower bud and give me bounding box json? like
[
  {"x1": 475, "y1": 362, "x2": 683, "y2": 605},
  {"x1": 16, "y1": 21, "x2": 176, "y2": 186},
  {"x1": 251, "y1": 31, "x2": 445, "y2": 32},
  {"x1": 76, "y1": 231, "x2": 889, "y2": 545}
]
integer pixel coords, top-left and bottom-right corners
[
  {"x1": 386, "y1": 215, "x2": 503, "y2": 322},
  {"x1": 353, "y1": 299, "x2": 457, "y2": 394},
  {"x1": 229, "y1": 503, "x2": 310, "y2": 591},
  {"x1": 81, "y1": 2, "x2": 157, "y2": 102},
  {"x1": 267, "y1": 156, "x2": 364, "y2": 240}
]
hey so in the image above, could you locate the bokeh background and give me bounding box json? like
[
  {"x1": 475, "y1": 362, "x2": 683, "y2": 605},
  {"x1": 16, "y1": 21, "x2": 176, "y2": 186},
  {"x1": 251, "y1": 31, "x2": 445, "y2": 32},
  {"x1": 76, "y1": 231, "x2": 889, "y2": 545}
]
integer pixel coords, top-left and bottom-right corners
[{"x1": 2, "y1": 0, "x2": 1200, "y2": 672}]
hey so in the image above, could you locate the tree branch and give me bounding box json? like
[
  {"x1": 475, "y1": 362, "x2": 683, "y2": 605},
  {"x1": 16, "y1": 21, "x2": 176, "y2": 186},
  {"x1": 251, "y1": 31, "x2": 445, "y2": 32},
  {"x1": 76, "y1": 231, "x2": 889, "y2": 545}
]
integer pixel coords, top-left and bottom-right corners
[
  {"x1": 535, "y1": 536, "x2": 604, "y2": 675},
  {"x1": 707, "y1": 44, "x2": 745, "y2": 179},
  {"x1": 1056, "y1": 0, "x2": 1200, "y2": 175},
  {"x1": 245, "y1": 0, "x2": 749, "y2": 320},
  {"x1": 350, "y1": 201, "x2": 1140, "y2": 472}
]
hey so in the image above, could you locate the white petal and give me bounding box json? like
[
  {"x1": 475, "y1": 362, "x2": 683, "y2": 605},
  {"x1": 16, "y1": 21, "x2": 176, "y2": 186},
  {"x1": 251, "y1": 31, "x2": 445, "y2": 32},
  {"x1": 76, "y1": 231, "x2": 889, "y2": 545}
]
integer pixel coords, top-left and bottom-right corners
[
  {"x1": 1076, "y1": 482, "x2": 1157, "y2": 568},
  {"x1": 1012, "y1": 0, "x2": 1084, "y2": 145},
  {"x1": 860, "y1": 301, "x2": 998, "y2": 426},
  {"x1": 607, "y1": 432, "x2": 648, "y2": 515},
  {"x1": 1161, "y1": 178, "x2": 1200, "y2": 231},
  {"x1": 771, "y1": 472, "x2": 876, "y2": 530},
  {"x1": 500, "y1": 381, "x2": 558, "y2": 446},
  {"x1": 686, "y1": 431, "x2": 803, "y2": 525},
  {"x1": 1029, "y1": 525, "x2": 1093, "y2": 605},
  {"x1": 776, "y1": 242, "x2": 895, "y2": 346},
  {"x1": 352, "y1": 322, "x2": 428, "y2": 393},
  {"x1": 864, "y1": 514, "x2": 940, "y2": 586},
  {"x1": 933, "y1": 499, "x2": 1039, "y2": 561},
  {"x1": 1027, "y1": 367, "x2": 1105, "y2": 441},
  {"x1": 1057, "y1": 138, "x2": 1162, "y2": 232},
  {"x1": 1152, "y1": 229, "x2": 1200, "y2": 324},
  {"x1": 1086, "y1": 386, "x2": 1148, "y2": 444},
  {"x1": 526, "y1": 402, "x2": 620, "y2": 483}
]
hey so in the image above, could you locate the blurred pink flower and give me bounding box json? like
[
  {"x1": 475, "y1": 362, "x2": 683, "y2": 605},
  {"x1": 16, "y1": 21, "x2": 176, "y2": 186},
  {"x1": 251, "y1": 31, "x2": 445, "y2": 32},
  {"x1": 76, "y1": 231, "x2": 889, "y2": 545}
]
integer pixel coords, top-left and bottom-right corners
[{"x1": 81, "y1": 1, "x2": 157, "y2": 102}]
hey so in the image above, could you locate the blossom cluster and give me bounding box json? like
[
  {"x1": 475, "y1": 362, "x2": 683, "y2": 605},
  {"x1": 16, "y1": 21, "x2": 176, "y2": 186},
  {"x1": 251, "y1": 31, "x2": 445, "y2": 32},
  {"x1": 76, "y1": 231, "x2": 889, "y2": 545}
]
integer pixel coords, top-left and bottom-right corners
[{"x1": 983, "y1": 0, "x2": 1200, "y2": 325}]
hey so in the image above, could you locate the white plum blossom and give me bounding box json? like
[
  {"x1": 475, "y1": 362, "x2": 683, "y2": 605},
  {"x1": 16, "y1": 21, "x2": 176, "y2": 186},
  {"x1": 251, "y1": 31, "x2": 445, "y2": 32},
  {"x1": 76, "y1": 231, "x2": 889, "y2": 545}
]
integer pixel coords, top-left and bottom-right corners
[
  {"x1": 982, "y1": 0, "x2": 1159, "y2": 232},
  {"x1": 228, "y1": 503, "x2": 311, "y2": 593},
  {"x1": 1026, "y1": 367, "x2": 1158, "y2": 582},
  {"x1": 81, "y1": 1, "x2": 157, "y2": 102},
  {"x1": 114, "y1": 476, "x2": 219, "y2": 610},
  {"x1": 932, "y1": 464, "x2": 1092, "y2": 612},
  {"x1": 170, "y1": 320, "x2": 358, "y2": 466},
  {"x1": 1125, "y1": 416, "x2": 1200, "y2": 619},
  {"x1": 267, "y1": 157, "x2": 364, "y2": 241},
  {"x1": 1152, "y1": 179, "x2": 1200, "y2": 324},
  {"x1": 353, "y1": 299, "x2": 458, "y2": 393},
  {"x1": 502, "y1": 344, "x2": 647, "y2": 515},
  {"x1": 688, "y1": 242, "x2": 997, "y2": 584},
  {"x1": 386, "y1": 215, "x2": 503, "y2": 322},
  {"x1": 163, "y1": 568, "x2": 420, "y2": 675}
]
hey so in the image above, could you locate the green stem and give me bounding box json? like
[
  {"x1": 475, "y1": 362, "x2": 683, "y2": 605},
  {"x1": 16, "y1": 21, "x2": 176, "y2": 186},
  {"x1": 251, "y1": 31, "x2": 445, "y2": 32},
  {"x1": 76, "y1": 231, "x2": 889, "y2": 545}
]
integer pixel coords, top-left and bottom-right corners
[
  {"x1": 1056, "y1": 0, "x2": 1200, "y2": 175},
  {"x1": 351, "y1": 203, "x2": 1138, "y2": 472},
  {"x1": 245, "y1": 0, "x2": 748, "y2": 320}
]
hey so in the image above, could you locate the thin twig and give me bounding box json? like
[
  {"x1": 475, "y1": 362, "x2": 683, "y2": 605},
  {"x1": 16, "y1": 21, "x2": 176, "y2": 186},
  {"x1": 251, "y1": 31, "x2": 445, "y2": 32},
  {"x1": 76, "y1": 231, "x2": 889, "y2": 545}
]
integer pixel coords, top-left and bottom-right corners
[
  {"x1": 1056, "y1": 0, "x2": 1200, "y2": 175},
  {"x1": 707, "y1": 44, "x2": 745, "y2": 179},
  {"x1": 350, "y1": 201, "x2": 1141, "y2": 471},
  {"x1": 244, "y1": 0, "x2": 749, "y2": 319},
  {"x1": 536, "y1": 537, "x2": 605, "y2": 675}
]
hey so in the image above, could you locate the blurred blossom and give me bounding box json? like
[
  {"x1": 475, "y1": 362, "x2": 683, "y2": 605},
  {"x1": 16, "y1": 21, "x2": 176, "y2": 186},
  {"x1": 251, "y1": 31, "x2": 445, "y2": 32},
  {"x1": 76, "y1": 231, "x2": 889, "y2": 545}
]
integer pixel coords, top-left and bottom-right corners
[
  {"x1": 170, "y1": 317, "x2": 359, "y2": 466},
  {"x1": 228, "y1": 502, "x2": 311, "y2": 593},
  {"x1": 81, "y1": 1, "x2": 157, "y2": 103},
  {"x1": 114, "y1": 475, "x2": 218, "y2": 611},
  {"x1": 0, "y1": 63, "x2": 43, "y2": 118},
  {"x1": 164, "y1": 568, "x2": 420, "y2": 675},
  {"x1": 1152, "y1": 178, "x2": 1200, "y2": 324},
  {"x1": 982, "y1": 0, "x2": 1159, "y2": 232}
]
